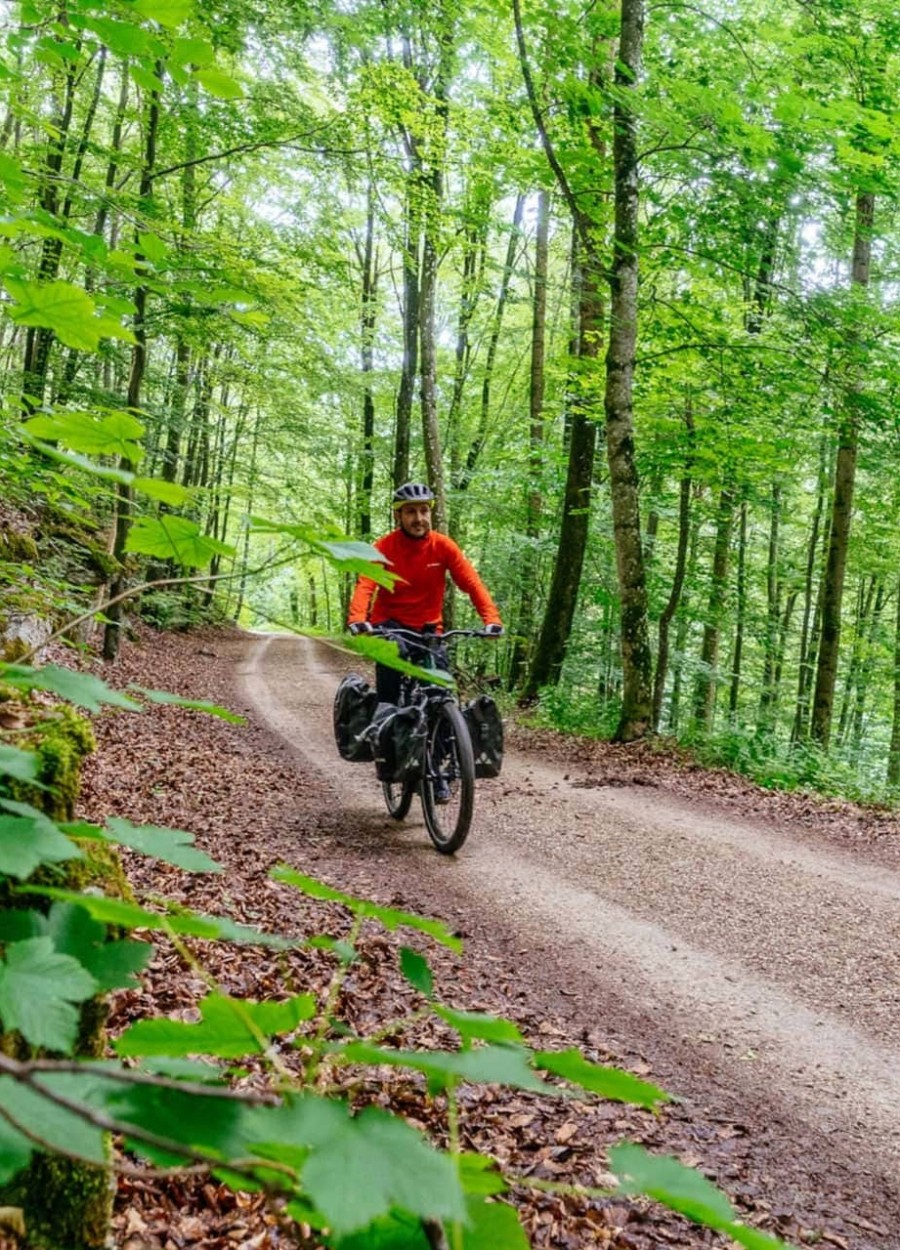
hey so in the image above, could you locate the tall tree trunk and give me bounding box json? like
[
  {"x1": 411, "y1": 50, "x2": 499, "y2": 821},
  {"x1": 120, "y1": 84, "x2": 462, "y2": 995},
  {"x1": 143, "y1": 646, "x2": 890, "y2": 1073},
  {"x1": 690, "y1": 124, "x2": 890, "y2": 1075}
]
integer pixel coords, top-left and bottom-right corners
[
  {"x1": 21, "y1": 19, "x2": 84, "y2": 412},
  {"x1": 810, "y1": 191, "x2": 874, "y2": 746},
  {"x1": 850, "y1": 579, "x2": 883, "y2": 760},
  {"x1": 652, "y1": 403, "x2": 694, "y2": 728},
  {"x1": 728, "y1": 496, "x2": 748, "y2": 719},
  {"x1": 357, "y1": 182, "x2": 378, "y2": 539},
  {"x1": 456, "y1": 194, "x2": 525, "y2": 493},
  {"x1": 692, "y1": 485, "x2": 736, "y2": 730},
  {"x1": 510, "y1": 189, "x2": 549, "y2": 689},
  {"x1": 792, "y1": 437, "x2": 829, "y2": 744},
  {"x1": 233, "y1": 409, "x2": 262, "y2": 623},
  {"x1": 756, "y1": 483, "x2": 783, "y2": 732},
  {"x1": 886, "y1": 572, "x2": 900, "y2": 786},
  {"x1": 103, "y1": 67, "x2": 162, "y2": 660},
  {"x1": 419, "y1": 6, "x2": 454, "y2": 534},
  {"x1": 520, "y1": 257, "x2": 602, "y2": 702},
  {"x1": 394, "y1": 181, "x2": 420, "y2": 491},
  {"x1": 605, "y1": 0, "x2": 650, "y2": 741}
]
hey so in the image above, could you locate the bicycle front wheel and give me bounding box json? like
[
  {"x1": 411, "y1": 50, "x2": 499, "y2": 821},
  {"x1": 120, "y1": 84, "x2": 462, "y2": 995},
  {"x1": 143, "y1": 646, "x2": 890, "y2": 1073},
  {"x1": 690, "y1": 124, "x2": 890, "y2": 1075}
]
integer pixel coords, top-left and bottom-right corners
[
  {"x1": 421, "y1": 701, "x2": 475, "y2": 854},
  {"x1": 382, "y1": 778, "x2": 416, "y2": 820}
]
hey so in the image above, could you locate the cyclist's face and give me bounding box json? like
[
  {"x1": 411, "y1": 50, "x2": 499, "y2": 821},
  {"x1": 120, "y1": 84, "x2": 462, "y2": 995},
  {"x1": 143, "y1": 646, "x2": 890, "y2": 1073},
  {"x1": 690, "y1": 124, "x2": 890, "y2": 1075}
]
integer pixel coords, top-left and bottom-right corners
[{"x1": 398, "y1": 502, "x2": 432, "y2": 538}]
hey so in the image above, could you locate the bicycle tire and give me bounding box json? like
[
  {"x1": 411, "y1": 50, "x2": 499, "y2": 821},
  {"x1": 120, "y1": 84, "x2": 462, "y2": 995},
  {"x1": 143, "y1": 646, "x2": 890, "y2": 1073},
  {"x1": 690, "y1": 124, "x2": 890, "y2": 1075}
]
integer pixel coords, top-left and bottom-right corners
[
  {"x1": 382, "y1": 777, "x2": 416, "y2": 820},
  {"x1": 421, "y1": 701, "x2": 475, "y2": 854}
]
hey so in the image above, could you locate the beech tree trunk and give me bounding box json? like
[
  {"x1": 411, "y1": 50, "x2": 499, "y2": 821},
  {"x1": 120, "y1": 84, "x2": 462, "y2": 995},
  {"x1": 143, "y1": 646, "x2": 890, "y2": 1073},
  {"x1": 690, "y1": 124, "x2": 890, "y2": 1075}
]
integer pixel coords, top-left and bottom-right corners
[
  {"x1": 692, "y1": 485, "x2": 736, "y2": 730},
  {"x1": 510, "y1": 189, "x2": 549, "y2": 689},
  {"x1": 811, "y1": 191, "x2": 874, "y2": 746},
  {"x1": 103, "y1": 68, "x2": 162, "y2": 660},
  {"x1": 604, "y1": 0, "x2": 651, "y2": 741},
  {"x1": 520, "y1": 256, "x2": 602, "y2": 701},
  {"x1": 652, "y1": 405, "x2": 694, "y2": 728}
]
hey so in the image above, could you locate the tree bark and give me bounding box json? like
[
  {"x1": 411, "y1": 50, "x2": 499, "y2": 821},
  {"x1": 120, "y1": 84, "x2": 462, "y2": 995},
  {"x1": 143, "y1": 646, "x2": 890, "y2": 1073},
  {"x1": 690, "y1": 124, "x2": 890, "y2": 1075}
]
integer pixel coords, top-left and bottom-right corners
[
  {"x1": 887, "y1": 571, "x2": 900, "y2": 786},
  {"x1": 103, "y1": 67, "x2": 162, "y2": 660},
  {"x1": 728, "y1": 496, "x2": 748, "y2": 720},
  {"x1": 692, "y1": 485, "x2": 736, "y2": 730},
  {"x1": 810, "y1": 191, "x2": 874, "y2": 747},
  {"x1": 357, "y1": 181, "x2": 378, "y2": 539},
  {"x1": 604, "y1": 0, "x2": 650, "y2": 741},
  {"x1": 520, "y1": 258, "x2": 602, "y2": 701},
  {"x1": 510, "y1": 189, "x2": 549, "y2": 689},
  {"x1": 652, "y1": 404, "x2": 694, "y2": 729}
]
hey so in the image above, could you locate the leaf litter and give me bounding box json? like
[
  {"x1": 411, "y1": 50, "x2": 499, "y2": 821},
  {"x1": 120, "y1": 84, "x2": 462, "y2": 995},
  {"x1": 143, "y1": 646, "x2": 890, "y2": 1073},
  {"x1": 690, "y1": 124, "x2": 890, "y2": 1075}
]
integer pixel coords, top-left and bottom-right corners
[{"x1": 72, "y1": 625, "x2": 894, "y2": 1250}]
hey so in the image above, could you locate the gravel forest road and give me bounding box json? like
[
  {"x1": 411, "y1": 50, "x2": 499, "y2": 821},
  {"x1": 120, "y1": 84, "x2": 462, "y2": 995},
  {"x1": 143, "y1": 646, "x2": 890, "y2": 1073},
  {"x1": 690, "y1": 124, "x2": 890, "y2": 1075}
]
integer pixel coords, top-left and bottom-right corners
[{"x1": 241, "y1": 633, "x2": 900, "y2": 1248}]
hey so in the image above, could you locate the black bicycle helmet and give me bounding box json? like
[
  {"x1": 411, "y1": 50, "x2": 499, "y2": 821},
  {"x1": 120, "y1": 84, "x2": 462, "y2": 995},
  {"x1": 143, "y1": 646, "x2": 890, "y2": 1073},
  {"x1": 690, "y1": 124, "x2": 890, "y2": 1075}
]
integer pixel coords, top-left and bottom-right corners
[{"x1": 392, "y1": 482, "x2": 435, "y2": 508}]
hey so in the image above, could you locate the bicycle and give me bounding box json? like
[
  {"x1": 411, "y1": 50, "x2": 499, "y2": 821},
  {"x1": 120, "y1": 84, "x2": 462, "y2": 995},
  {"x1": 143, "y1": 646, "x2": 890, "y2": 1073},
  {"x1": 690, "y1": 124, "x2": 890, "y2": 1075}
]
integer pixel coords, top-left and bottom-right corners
[{"x1": 374, "y1": 626, "x2": 492, "y2": 855}]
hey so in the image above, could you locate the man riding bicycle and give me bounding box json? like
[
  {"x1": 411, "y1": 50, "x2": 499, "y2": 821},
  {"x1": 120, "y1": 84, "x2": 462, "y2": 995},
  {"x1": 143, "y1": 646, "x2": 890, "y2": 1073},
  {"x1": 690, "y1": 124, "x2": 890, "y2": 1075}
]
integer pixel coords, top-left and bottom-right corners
[{"x1": 347, "y1": 482, "x2": 504, "y2": 705}]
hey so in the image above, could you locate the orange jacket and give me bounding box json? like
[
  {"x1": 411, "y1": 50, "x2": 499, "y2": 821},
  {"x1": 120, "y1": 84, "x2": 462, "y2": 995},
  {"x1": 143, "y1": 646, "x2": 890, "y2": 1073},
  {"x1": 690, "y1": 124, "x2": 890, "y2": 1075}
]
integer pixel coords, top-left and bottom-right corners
[{"x1": 347, "y1": 529, "x2": 501, "y2": 630}]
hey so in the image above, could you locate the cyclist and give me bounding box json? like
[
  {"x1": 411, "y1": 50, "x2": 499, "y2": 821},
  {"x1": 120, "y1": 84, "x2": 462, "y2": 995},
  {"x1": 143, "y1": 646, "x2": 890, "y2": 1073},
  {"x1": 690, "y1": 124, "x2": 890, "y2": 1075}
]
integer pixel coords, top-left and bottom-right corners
[{"x1": 347, "y1": 482, "x2": 503, "y2": 705}]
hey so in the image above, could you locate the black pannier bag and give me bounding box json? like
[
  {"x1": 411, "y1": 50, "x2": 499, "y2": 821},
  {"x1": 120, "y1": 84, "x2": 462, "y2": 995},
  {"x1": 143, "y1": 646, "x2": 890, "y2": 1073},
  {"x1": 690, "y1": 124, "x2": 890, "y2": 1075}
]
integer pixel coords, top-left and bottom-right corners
[
  {"x1": 463, "y1": 695, "x2": 504, "y2": 778},
  {"x1": 369, "y1": 702, "x2": 427, "y2": 784},
  {"x1": 333, "y1": 675, "x2": 378, "y2": 762}
]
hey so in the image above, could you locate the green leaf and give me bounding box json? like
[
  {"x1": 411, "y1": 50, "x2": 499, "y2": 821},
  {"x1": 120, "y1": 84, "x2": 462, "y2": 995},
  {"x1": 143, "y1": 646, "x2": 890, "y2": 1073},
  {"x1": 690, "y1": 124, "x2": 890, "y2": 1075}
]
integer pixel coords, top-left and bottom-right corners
[
  {"x1": 271, "y1": 868, "x2": 462, "y2": 952},
  {"x1": 25, "y1": 889, "x2": 294, "y2": 949},
  {"x1": 344, "y1": 635, "x2": 454, "y2": 687},
  {"x1": 0, "y1": 1074, "x2": 106, "y2": 1168},
  {"x1": 5, "y1": 279, "x2": 114, "y2": 350},
  {"x1": 0, "y1": 936, "x2": 97, "y2": 1051},
  {"x1": 459, "y1": 1153, "x2": 508, "y2": 1197},
  {"x1": 0, "y1": 664, "x2": 142, "y2": 711},
  {"x1": 0, "y1": 910, "x2": 44, "y2": 942},
  {"x1": 329, "y1": 1041, "x2": 554, "y2": 1094},
  {"x1": 131, "y1": 0, "x2": 194, "y2": 28},
  {"x1": 138, "y1": 231, "x2": 167, "y2": 265},
  {"x1": 132, "y1": 476, "x2": 191, "y2": 505},
  {"x1": 435, "y1": 1008, "x2": 524, "y2": 1047},
  {"x1": 248, "y1": 519, "x2": 397, "y2": 589},
  {"x1": 333, "y1": 1212, "x2": 429, "y2": 1250},
  {"x1": 125, "y1": 515, "x2": 234, "y2": 569},
  {"x1": 0, "y1": 743, "x2": 40, "y2": 783},
  {"x1": 0, "y1": 1112, "x2": 33, "y2": 1185},
  {"x1": 193, "y1": 67, "x2": 244, "y2": 99},
  {"x1": 256, "y1": 1099, "x2": 466, "y2": 1236},
  {"x1": 24, "y1": 410, "x2": 145, "y2": 463},
  {"x1": 399, "y1": 947, "x2": 433, "y2": 999},
  {"x1": 0, "y1": 808, "x2": 82, "y2": 879},
  {"x1": 16, "y1": 436, "x2": 136, "y2": 485},
  {"x1": 463, "y1": 1197, "x2": 528, "y2": 1249},
  {"x1": 171, "y1": 36, "x2": 215, "y2": 66},
  {"x1": 536, "y1": 1050, "x2": 670, "y2": 1110},
  {"x1": 128, "y1": 685, "x2": 245, "y2": 723},
  {"x1": 611, "y1": 1142, "x2": 734, "y2": 1224},
  {"x1": 78, "y1": 15, "x2": 161, "y2": 57},
  {"x1": 104, "y1": 817, "x2": 222, "y2": 873},
  {"x1": 47, "y1": 902, "x2": 151, "y2": 991},
  {"x1": 116, "y1": 992, "x2": 316, "y2": 1058},
  {"x1": 0, "y1": 153, "x2": 26, "y2": 199}
]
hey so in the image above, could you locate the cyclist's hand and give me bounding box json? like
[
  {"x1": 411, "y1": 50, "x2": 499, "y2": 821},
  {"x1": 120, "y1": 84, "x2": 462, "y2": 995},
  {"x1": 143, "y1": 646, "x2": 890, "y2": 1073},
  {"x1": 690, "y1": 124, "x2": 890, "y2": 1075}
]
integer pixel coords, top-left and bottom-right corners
[
  {"x1": 483, "y1": 623, "x2": 504, "y2": 637},
  {"x1": 348, "y1": 621, "x2": 373, "y2": 636}
]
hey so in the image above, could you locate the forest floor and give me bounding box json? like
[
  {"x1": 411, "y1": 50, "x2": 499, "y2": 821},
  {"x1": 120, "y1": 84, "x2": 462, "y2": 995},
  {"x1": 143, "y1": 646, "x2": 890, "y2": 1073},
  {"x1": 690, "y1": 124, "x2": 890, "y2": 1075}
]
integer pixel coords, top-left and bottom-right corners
[{"x1": 78, "y1": 626, "x2": 900, "y2": 1250}]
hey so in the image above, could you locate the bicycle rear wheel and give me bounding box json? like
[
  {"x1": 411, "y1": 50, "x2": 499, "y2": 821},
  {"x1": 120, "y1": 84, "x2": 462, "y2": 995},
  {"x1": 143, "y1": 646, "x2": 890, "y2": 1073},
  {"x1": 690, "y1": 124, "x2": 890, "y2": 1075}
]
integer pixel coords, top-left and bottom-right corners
[
  {"x1": 382, "y1": 778, "x2": 416, "y2": 820},
  {"x1": 421, "y1": 701, "x2": 475, "y2": 854}
]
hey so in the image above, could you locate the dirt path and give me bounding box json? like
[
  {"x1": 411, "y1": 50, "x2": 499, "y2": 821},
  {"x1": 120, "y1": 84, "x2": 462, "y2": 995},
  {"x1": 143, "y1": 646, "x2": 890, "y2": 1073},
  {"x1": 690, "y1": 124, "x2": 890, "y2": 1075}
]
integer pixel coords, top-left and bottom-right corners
[{"x1": 241, "y1": 633, "x2": 900, "y2": 1248}]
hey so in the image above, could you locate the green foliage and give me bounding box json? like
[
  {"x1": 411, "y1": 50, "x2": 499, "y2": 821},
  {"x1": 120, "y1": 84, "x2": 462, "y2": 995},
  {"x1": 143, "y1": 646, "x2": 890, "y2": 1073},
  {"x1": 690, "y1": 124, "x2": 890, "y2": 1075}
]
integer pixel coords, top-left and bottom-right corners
[{"x1": 125, "y1": 516, "x2": 235, "y2": 569}]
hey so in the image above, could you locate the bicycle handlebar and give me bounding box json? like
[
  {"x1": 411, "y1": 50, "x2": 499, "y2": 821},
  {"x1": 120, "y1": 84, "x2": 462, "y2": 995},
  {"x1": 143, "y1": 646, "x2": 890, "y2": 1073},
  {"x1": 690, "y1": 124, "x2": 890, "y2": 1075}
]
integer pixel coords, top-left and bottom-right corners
[{"x1": 371, "y1": 626, "x2": 495, "y2": 642}]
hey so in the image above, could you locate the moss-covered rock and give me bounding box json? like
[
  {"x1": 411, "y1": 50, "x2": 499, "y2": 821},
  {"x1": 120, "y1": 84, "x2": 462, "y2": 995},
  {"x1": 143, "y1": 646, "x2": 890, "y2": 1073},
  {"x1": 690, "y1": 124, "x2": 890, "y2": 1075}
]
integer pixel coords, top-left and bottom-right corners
[
  {"x1": 0, "y1": 530, "x2": 39, "y2": 564},
  {"x1": 0, "y1": 704, "x2": 122, "y2": 1249}
]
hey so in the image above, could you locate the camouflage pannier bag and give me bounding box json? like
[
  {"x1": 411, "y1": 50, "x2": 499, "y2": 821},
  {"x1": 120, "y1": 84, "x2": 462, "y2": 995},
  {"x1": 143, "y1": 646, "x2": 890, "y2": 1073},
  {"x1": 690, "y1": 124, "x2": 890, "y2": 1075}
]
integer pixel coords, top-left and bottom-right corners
[
  {"x1": 463, "y1": 694, "x2": 504, "y2": 778},
  {"x1": 333, "y1": 675, "x2": 378, "y2": 762},
  {"x1": 368, "y1": 702, "x2": 427, "y2": 785}
]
